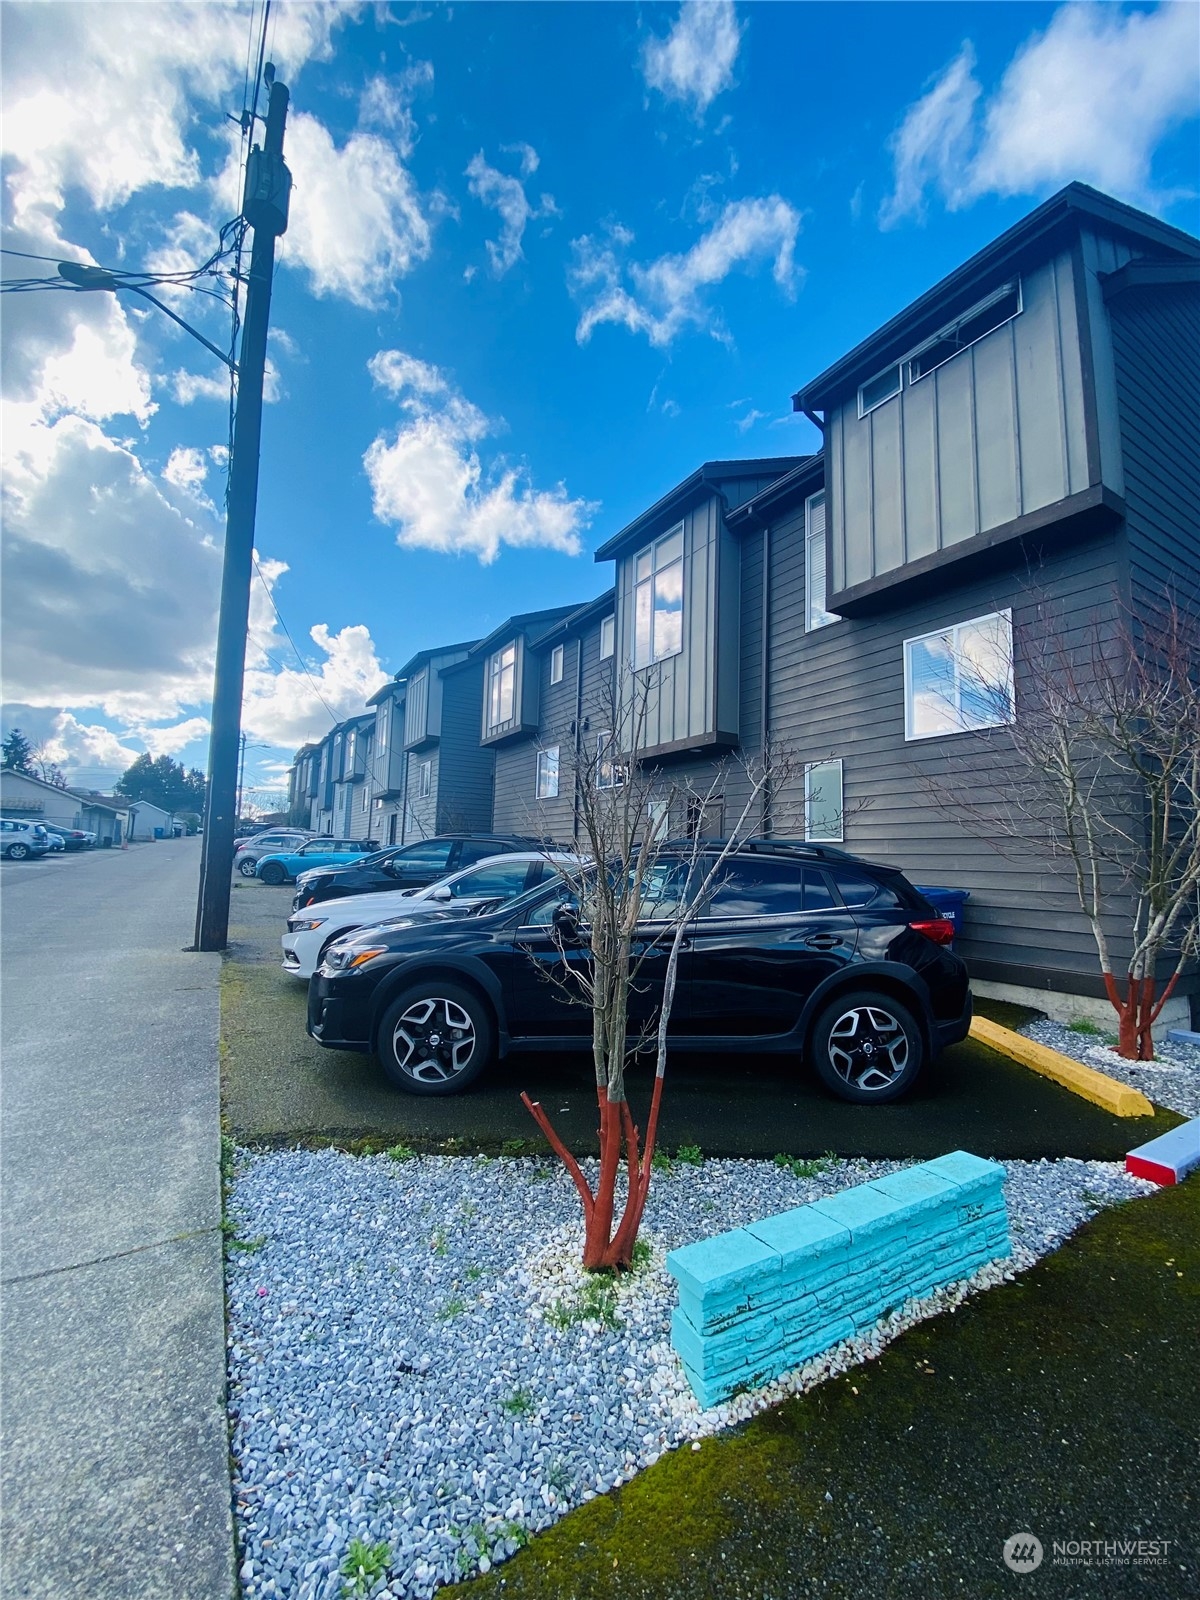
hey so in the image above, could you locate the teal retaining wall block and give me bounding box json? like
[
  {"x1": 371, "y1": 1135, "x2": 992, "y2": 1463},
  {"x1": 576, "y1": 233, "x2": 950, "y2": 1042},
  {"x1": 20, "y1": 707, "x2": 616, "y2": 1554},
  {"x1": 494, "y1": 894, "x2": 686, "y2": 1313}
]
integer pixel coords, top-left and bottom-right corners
[{"x1": 665, "y1": 1150, "x2": 1011, "y2": 1408}]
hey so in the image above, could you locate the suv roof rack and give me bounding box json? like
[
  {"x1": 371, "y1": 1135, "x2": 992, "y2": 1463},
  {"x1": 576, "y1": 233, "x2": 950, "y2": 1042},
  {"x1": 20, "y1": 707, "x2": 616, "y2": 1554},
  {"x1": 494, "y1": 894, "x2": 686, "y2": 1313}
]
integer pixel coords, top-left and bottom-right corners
[{"x1": 661, "y1": 836, "x2": 900, "y2": 871}]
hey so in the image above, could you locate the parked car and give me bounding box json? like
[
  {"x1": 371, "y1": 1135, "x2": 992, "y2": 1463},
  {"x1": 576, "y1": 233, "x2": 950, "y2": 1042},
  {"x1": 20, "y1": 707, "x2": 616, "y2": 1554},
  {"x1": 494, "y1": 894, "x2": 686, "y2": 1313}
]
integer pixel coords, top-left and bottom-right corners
[
  {"x1": 283, "y1": 852, "x2": 583, "y2": 980},
  {"x1": 43, "y1": 831, "x2": 66, "y2": 852},
  {"x1": 291, "y1": 833, "x2": 547, "y2": 911},
  {"x1": 256, "y1": 837, "x2": 379, "y2": 886},
  {"x1": 233, "y1": 829, "x2": 315, "y2": 878},
  {"x1": 0, "y1": 818, "x2": 52, "y2": 860},
  {"x1": 306, "y1": 840, "x2": 972, "y2": 1104},
  {"x1": 47, "y1": 827, "x2": 94, "y2": 851}
]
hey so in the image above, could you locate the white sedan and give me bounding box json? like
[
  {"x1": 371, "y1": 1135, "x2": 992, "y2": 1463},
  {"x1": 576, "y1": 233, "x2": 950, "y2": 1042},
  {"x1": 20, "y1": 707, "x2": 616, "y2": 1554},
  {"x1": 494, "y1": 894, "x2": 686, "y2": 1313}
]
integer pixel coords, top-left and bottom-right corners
[{"x1": 281, "y1": 851, "x2": 581, "y2": 980}]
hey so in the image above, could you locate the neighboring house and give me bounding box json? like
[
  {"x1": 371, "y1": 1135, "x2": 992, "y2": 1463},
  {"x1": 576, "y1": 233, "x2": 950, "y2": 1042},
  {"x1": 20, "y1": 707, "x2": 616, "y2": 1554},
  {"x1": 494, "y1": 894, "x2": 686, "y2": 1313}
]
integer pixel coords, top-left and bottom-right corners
[
  {"x1": 126, "y1": 800, "x2": 173, "y2": 840},
  {"x1": 332, "y1": 714, "x2": 375, "y2": 842},
  {"x1": 0, "y1": 769, "x2": 88, "y2": 831},
  {"x1": 364, "y1": 676, "x2": 407, "y2": 846},
  {"x1": 490, "y1": 592, "x2": 616, "y2": 843},
  {"x1": 71, "y1": 791, "x2": 128, "y2": 846},
  {"x1": 395, "y1": 640, "x2": 493, "y2": 841}
]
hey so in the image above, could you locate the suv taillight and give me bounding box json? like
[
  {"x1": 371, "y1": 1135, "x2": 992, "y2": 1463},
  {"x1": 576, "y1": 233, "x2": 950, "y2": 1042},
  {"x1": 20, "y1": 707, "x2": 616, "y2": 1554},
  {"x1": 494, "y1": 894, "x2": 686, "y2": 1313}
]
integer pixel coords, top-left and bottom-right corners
[{"x1": 910, "y1": 917, "x2": 956, "y2": 946}]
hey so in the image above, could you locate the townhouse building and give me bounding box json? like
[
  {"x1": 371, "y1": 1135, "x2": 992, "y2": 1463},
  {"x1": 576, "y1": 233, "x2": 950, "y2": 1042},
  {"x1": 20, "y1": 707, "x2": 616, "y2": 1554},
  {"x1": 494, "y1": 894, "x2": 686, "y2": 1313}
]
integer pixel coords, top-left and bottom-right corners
[{"x1": 289, "y1": 182, "x2": 1198, "y2": 1024}]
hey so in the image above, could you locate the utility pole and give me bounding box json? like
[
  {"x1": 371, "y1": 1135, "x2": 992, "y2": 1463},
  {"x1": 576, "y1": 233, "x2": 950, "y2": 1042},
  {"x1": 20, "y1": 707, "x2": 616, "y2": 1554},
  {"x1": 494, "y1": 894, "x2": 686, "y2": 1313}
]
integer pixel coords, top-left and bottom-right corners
[{"x1": 194, "y1": 71, "x2": 292, "y2": 950}]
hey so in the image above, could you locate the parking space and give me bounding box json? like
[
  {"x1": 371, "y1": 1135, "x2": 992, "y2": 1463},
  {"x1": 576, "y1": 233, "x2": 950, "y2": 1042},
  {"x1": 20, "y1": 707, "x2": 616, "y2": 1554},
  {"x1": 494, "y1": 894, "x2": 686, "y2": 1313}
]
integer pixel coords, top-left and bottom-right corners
[{"x1": 222, "y1": 879, "x2": 1180, "y2": 1159}]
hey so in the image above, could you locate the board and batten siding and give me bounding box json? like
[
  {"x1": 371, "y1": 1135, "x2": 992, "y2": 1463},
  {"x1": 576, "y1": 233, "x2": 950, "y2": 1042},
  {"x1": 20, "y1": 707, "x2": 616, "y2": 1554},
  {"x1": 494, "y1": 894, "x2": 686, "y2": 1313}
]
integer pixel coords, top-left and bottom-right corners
[
  {"x1": 1108, "y1": 278, "x2": 1200, "y2": 620},
  {"x1": 757, "y1": 499, "x2": 1133, "y2": 993},
  {"x1": 826, "y1": 248, "x2": 1104, "y2": 594},
  {"x1": 613, "y1": 492, "x2": 740, "y2": 753}
]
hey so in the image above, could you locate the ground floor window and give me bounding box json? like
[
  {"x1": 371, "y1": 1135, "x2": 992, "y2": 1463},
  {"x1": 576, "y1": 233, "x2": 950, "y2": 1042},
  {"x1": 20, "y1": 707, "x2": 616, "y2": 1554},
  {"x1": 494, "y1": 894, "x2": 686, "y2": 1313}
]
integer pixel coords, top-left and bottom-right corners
[
  {"x1": 536, "y1": 745, "x2": 560, "y2": 799},
  {"x1": 804, "y1": 759, "x2": 844, "y2": 842}
]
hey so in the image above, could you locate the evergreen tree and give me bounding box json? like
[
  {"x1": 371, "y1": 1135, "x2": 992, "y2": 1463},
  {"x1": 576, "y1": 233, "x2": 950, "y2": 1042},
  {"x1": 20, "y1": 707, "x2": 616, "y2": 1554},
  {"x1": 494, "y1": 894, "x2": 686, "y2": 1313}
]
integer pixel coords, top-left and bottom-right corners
[
  {"x1": 1, "y1": 729, "x2": 36, "y2": 775},
  {"x1": 115, "y1": 753, "x2": 208, "y2": 813}
]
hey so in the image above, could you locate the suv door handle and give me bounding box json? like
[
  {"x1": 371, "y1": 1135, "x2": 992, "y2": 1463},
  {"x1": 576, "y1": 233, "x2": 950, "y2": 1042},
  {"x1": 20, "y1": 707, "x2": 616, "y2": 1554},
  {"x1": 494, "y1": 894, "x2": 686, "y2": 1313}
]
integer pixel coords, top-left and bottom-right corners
[{"x1": 805, "y1": 933, "x2": 842, "y2": 951}]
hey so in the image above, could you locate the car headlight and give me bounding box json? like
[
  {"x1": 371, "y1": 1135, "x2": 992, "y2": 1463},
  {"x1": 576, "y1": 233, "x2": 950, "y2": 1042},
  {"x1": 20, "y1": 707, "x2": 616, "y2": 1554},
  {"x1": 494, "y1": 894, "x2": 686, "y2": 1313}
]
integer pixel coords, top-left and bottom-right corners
[
  {"x1": 323, "y1": 944, "x2": 388, "y2": 971},
  {"x1": 287, "y1": 917, "x2": 327, "y2": 932}
]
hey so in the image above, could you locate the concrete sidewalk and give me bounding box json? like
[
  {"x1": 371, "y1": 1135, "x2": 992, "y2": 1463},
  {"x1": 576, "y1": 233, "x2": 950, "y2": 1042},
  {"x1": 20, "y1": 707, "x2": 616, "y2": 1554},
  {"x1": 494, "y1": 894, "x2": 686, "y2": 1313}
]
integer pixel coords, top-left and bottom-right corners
[{"x1": 1, "y1": 840, "x2": 233, "y2": 1599}]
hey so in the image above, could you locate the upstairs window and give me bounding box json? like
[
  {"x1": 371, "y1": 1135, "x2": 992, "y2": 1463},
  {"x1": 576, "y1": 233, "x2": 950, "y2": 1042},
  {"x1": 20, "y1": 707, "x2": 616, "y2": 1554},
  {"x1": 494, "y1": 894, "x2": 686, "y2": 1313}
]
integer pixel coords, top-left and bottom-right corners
[
  {"x1": 599, "y1": 614, "x2": 615, "y2": 660},
  {"x1": 904, "y1": 610, "x2": 1015, "y2": 740},
  {"x1": 550, "y1": 643, "x2": 565, "y2": 685},
  {"x1": 858, "y1": 363, "x2": 901, "y2": 418},
  {"x1": 487, "y1": 643, "x2": 517, "y2": 730},
  {"x1": 805, "y1": 491, "x2": 836, "y2": 631},
  {"x1": 907, "y1": 281, "x2": 1022, "y2": 384},
  {"x1": 536, "y1": 745, "x2": 560, "y2": 800},
  {"x1": 596, "y1": 730, "x2": 624, "y2": 790},
  {"x1": 377, "y1": 704, "x2": 389, "y2": 754},
  {"x1": 418, "y1": 759, "x2": 432, "y2": 799},
  {"x1": 633, "y1": 525, "x2": 684, "y2": 669}
]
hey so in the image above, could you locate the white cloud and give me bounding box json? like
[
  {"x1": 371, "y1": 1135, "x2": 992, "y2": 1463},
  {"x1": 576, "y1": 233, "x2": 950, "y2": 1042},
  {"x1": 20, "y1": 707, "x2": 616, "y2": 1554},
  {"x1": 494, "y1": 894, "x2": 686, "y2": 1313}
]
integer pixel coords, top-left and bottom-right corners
[
  {"x1": 1, "y1": 2, "x2": 347, "y2": 231},
  {"x1": 138, "y1": 716, "x2": 212, "y2": 759},
  {"x1": 735, "y1": 407, "x2": 768, "y2": 434},
  {"x1": 466, "y1": 147, "x2": 558, "y2": 276},
  {"x1": 162, "y1": 446, "x2": 209, "y2": 493},
  {"x1": 281, "y1": 110, "x2": 436, "y2": 307},
  {"x1": 169, "y1": 367, "x2": 230, "y2": 406},
  {"x1": 882, "y1": 4, "x2": 1200, "y2": 226},
  {"x1": 241, "y1": 624, "x2": 390, "y2": 750},
  {"x1": 643, "y1": 1, "x2": 743, "y2": 117},
  {"x1": 359, "y1": 62, "x2": 434, "y2": 155},
  {"x1": 571, "y1": 196, "x2": 801, "y2": 347},
  {"x1": 364, "y1": 350, "x2": 595, "y2": 564}
]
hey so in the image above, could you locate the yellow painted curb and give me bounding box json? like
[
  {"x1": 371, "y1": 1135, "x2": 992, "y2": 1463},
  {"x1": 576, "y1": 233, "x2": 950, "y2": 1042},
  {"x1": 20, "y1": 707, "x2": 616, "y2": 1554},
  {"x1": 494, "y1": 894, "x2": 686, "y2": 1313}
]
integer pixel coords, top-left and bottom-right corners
[{"x1": 969, "y1": 1015, "x2": 1155, "y2": 1118}]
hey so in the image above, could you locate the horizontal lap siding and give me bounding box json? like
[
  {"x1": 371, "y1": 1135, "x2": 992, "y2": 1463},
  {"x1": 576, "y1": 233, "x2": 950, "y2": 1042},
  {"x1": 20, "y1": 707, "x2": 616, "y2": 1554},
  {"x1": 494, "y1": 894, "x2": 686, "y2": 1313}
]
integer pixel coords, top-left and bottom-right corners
[
  {"x1": 435, "y1": 666, "x2": 494, "y2": 834},
  {"x1": 764, "y1": 516, "x2": 1134, "y2": 987}
]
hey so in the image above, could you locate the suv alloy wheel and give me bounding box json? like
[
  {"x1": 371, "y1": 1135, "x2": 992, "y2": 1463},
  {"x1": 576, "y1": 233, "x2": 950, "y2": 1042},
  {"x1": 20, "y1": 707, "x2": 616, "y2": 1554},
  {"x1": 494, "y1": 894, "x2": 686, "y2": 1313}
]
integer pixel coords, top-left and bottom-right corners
[
  {"x1": 377, "y1": 981, "x2": 494, "y2": 1095},
  {"x1": 810, "y1": 989, "x2": 924, "y2": 1103}
]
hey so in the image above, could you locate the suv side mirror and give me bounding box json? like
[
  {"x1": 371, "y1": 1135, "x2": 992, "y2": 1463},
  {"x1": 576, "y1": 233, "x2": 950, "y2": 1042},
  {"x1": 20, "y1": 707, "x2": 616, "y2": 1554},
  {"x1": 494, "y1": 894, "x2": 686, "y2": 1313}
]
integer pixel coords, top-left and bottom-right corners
[
  {"x1": 552, "y1": 898, "x2": 582, "y2": 944},
  {"x1": 430, "y1": 884, "x2": 452, "y2": 901}
]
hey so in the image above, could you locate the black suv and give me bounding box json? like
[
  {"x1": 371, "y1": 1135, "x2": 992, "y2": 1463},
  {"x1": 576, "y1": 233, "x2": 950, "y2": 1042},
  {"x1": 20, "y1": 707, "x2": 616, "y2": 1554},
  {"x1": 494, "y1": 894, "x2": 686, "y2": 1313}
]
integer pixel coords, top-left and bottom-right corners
[
  {"x1": 307, "y1": 840, "x2": 971, "y2": 1105},
  {"x1": 292, "y1": 833, "x2": 546, "y2": 911}
]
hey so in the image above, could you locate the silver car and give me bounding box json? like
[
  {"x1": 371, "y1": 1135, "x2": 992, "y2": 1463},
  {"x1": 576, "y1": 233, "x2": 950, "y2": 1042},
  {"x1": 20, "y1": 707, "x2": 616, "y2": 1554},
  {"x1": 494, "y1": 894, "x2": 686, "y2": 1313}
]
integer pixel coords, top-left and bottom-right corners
[
  {"x1": 0, "y1": 818, "x2": 52, "y2": 860},
  {"x1": 233, "y1": 829, "x2": 314, "y2": 877}
]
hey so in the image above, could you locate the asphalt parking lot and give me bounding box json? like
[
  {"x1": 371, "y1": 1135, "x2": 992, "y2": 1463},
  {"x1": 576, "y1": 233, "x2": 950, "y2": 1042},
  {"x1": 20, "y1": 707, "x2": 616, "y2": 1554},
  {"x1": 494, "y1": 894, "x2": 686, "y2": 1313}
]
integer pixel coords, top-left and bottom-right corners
[{"x1": 222, "y1": 878, "x2": 1180, "y2": 1159}]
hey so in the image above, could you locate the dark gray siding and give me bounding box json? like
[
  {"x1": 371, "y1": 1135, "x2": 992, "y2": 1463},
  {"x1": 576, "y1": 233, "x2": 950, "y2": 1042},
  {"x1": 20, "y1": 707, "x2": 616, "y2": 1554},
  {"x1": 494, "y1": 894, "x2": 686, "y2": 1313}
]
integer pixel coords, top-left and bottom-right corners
[
  {"x1": 434, "y1": 663, "x2": 494, "y2": 834},
  {"x1": 1108, "y1": 280, "x2": 1200, "y2": 617},
  {"x1": 760, "y1": 505, "x2": 1132, "y2": 993}
]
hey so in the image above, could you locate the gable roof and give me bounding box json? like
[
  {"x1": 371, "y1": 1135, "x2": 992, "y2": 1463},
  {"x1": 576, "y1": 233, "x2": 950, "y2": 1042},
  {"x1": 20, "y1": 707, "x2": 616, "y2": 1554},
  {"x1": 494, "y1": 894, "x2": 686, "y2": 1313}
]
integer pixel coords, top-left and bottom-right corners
[
  {"x1": 593, "y1": 457, "x2": 806, "y2": 562},
  {"x1": 468, "y1": 604, "x2": 587, "y2": 659},
  {"x1": 725, "y1": 456, "x2": 823, "y2": 530},
  {"x1": 793, "y1": 183, "x2": 1200, "y2": 415},
  {"x1": 530, "y1": 588, "x2": 616, "y2": 649},
  {"x1": 395, "y1": 639, "x2": 479, "y2": 680}
]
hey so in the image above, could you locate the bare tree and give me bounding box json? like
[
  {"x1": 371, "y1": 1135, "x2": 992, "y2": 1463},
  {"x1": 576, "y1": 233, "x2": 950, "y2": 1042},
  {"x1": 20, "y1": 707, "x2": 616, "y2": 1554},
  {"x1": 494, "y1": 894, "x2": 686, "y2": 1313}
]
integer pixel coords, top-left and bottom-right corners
[
  {"x1": 520, "y1": 668, "x2": 797, "y2": 1269},
  {"x1": 926, "y1": 591, "x2": 1200, "y2": 1060}
]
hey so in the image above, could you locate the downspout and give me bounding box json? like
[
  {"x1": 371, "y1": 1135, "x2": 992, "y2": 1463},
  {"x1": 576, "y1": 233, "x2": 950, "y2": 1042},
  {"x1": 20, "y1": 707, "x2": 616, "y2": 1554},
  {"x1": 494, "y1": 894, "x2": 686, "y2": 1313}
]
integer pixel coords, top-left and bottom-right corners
[
  {"x1": 572, "y1": 630, "x2": 584, "y2": 846},
  {"x1": 737, "y1": 500, "x2": 772, "y2": 837},
  {"x1": 400, "y1": 748, "x2": 410, "y2": 844}
]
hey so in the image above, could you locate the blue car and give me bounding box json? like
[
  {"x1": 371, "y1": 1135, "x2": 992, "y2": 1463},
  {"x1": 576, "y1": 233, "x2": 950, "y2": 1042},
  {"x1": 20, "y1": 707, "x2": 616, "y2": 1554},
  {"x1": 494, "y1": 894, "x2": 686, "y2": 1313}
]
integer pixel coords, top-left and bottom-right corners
[{"x1": 255, "y1": 837, "x2": 377, "y2": 885}]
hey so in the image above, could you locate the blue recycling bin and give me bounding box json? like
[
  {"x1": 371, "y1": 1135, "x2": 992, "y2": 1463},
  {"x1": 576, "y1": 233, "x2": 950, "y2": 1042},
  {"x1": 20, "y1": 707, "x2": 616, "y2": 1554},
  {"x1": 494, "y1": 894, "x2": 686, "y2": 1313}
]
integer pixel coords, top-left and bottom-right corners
[
  {"x1": 153, "y1": 826, "x2": 166, "y2": 839},
  {"x1": 915, "y1": 886, "x2": 971, "y2": 940}
]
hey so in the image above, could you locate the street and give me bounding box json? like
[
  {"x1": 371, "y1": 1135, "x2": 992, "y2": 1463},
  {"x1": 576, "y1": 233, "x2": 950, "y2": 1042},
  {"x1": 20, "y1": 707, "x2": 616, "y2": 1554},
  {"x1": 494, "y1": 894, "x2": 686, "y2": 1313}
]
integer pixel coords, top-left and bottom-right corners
[{"x1": 0, "y1": 839, "x2": 234, "y2": 1600}]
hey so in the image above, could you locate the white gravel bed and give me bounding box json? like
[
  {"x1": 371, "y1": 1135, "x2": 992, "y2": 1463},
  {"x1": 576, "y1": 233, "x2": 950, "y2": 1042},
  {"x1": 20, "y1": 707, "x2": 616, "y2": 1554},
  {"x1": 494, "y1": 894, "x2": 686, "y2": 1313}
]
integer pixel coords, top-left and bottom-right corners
[
  {"x1": 1018, "y1": 1016, "x2": 1200, "y2": 1118},
  {"x1": 226, "y1": 1148, "x2": 1154, "y2": 1600}
]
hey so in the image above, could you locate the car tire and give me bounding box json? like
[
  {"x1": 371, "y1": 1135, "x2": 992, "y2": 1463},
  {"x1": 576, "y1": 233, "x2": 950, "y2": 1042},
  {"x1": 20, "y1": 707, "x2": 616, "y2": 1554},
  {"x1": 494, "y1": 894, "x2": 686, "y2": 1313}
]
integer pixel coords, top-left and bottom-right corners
[
  {"x1": 258, "y1": 861, "x2": 287, "y2": 886},
  {"x1": 238, "y1": 858, "x2": 259, "y2": 877},
  {"x1": 6, "y1": 843, "x2": 30, "y2": 861},
  {"x1": 376, "y1": 981, "x2": 494, "y2": 1096},
  {"x1": 810, "y1": 989, "x2": 924, "y2": 1104}
]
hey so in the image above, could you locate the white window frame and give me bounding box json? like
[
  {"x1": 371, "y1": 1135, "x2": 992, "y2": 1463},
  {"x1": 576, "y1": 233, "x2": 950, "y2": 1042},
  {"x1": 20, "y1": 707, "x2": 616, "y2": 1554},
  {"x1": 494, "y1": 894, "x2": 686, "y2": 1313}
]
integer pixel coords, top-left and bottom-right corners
[
  {"x1": 535, "y1": 745, "x2": 560, "y2": 800},
  {"x1": 486, "y1": 642, "x2": 517, "y2": 731},
  {"x1": 599, "y1": 614, "x2": 615, "y2": 660},
  {"x1": 418, "y1": 759, "x2": 432, "y2": 799},
  {"x1": 857, "y1": 363, "x2": 901, "y2": 418},
  {"x1": 905, "y1": 280, "x2": 1023, "y2": 387},
  {"x1": 805, "y1": 490, "x2": 837, "y2": 632},
  {"x1": 595, "y1": 730, "x2": 624, "y2": 790},
  {"x1": 633, "y1": 523, "x2": 685, "y2": 670},
  {"x1": 804, "y1": 759, "x2": 844, "y2": 843},
  {"x1": 903, "y1": 609, "x2": 1015, "y2": 742},
  {"x1": 549, "y1": 643, "x2": 565, "y2": 686}
]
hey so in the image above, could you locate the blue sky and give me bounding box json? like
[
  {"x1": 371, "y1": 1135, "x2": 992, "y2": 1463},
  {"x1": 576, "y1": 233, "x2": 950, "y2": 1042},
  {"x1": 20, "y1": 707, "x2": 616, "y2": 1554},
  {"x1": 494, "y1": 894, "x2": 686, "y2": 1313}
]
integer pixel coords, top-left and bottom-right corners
[{"x1": 3, "y1": 1, "x2": 1198, "y2": 800}]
